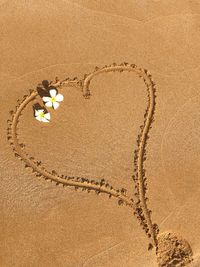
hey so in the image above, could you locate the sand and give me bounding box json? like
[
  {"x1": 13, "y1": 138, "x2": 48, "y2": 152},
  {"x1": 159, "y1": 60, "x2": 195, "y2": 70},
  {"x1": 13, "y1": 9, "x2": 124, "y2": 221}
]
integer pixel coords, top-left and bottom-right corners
[{"x1": 1, "y1": 1, "x2": 200, "y2": 266}]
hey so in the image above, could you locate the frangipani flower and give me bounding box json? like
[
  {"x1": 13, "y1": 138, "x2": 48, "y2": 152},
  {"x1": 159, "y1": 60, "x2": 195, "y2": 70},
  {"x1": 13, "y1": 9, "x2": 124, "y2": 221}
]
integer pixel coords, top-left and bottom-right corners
[
  {"x1": 42, "y1": 89, "x2": 64, "y2": 110},
  {"x1": 35, "y1": 109, "x2": 50, "y2": 123}
]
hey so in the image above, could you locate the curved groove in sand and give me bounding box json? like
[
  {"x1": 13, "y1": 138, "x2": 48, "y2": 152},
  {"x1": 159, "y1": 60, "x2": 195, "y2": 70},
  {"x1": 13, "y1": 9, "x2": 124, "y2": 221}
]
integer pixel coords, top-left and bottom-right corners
[
  {"x1": 82, "y1": 63, "x2": 157, "y2": 246},
  {"x1": 8, "y1": 84, "x2": 135, "y2": 209},
  {"x1": 8, "y1": 63, "x2": 157, "y2": 248}
]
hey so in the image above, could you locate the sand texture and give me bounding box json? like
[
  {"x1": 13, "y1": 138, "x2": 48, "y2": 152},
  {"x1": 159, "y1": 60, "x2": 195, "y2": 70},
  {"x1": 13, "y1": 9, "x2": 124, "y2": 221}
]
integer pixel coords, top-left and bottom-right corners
[{"x1": 1, "y1": 1, "x2": 200, "y2": 266}]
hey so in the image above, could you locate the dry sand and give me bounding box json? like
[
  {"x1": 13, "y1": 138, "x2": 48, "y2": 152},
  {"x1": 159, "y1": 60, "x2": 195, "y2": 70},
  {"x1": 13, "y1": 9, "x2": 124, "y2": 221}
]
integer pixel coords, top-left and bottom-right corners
[{"x1": 1, "y1": 1, "x2": 200, "y2": 266}]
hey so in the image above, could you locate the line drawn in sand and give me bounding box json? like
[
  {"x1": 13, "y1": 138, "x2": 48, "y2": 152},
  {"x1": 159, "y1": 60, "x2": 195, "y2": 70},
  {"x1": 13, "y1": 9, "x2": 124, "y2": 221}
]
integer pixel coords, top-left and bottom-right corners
[{"x1": 7, "y1": 63, "x2": 193, "y2": 266}]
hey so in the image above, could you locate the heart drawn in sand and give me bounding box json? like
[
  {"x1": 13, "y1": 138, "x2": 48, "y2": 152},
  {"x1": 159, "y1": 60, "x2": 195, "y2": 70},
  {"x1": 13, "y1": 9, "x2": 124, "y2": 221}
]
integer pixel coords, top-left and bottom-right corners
[{"x1": 7, "y1": 63, "x2": 193, "y2": 266}]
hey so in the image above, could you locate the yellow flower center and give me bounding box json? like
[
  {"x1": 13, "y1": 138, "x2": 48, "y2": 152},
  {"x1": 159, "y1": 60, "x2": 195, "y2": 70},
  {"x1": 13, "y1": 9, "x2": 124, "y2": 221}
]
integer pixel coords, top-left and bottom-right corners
[
  {"x1": 51, "y1": 97, "x2": 56, "y2": 102},
  {"x1": 39, "y1": 112, "x2": 45, "y2": 118}
]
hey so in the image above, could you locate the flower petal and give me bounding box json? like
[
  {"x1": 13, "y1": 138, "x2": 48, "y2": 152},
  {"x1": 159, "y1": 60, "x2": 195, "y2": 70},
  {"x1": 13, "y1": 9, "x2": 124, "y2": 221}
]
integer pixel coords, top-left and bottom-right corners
[
  {"x1": 38, "y1": 109, "x2": 45, "y2": 113},
  {"x1": 35, "y1": 110, "x2": 40, "y2": 116},
  {"x1": 45, "y1": 101, "x2": 53, "y2": 107},
  {"x1": 44, "y1": 112, "x2": 50, "y2": 120},
  {"x1": 42, "y1": 96, "x2": 51, "y2": 103},
  {"x1": 41, "y1": 117, "x2": 50, "y2": 123},
  {"x1": 35, "y1": 115, "x2": 42, "y2": 121},
  {"x1": 53, "y1": 101, "x2": 59, "y2": 109},
  {"x1": 49, "y1": 89, "x2": 57, "y2": 97},
  {"x1": 55, "y1": 94, "x2": 64, "y2": 102}
]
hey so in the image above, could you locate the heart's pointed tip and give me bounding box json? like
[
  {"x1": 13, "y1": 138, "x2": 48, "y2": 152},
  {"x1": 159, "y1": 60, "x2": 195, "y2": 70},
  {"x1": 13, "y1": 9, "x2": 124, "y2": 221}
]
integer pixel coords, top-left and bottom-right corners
[{"x1": 83, "y1": 91, "x2": 91, "y2": 99}]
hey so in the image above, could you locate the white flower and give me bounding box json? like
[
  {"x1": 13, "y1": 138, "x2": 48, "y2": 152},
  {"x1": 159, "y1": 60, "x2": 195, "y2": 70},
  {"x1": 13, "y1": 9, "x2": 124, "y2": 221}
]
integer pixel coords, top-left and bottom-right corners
[
  {"x1": 42, "y1": 89, "x2": 64, "y2": 110},
  {"x1": 35, "y1": 109, "x2": 50, "y2": 123}
]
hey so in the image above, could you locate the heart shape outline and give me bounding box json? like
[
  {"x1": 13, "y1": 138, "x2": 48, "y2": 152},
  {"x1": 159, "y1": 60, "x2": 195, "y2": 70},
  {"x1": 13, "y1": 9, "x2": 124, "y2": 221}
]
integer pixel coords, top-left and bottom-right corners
[{"x1": 7, "y1": 62, "x2": 157, "y2": 248}]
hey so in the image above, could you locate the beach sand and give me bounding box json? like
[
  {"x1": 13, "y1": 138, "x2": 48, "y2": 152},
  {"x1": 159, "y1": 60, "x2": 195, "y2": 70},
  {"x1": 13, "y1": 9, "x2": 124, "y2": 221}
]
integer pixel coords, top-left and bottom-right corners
[{"x1": 1, "y1": 1, "x2": 200, "y2": 266}]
